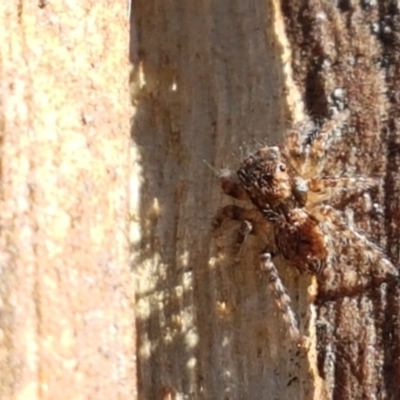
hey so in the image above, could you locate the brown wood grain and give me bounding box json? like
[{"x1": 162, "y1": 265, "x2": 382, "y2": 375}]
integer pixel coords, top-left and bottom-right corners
[{"x1": 280, "y1": 2, "x2": 400, "y2": 398}]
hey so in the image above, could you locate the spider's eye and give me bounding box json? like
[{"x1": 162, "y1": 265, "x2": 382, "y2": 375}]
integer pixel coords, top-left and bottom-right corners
[
  {"x1": 278, "y1": 163, "x2": 286, "y2": 172},
  {"x1": 246, "y1": 156, "x2": 255, "y2": 165}
]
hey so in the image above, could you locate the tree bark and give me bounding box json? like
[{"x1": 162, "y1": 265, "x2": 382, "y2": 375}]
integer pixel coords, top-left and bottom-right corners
[
  {"x1": 133, "y1": 1, "x2": 400, "y2": 400},
  {"x1": 0, "y1": 2, "x2": 135, "y2": 399},
  {"x1": 281, "y1": 2, "x2": 400, "y2": 399}
]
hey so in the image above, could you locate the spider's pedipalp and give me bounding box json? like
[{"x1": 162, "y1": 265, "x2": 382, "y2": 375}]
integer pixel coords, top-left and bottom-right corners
[
  {"x1": 293, "y1": 176, "x2": 309, "y2": 206},
  {"x1": 212, "y1": 204, "x2": 273, "y2": 252},
  {"x1": 217, "y1": 168, "x2": 251, "y2": 201}
]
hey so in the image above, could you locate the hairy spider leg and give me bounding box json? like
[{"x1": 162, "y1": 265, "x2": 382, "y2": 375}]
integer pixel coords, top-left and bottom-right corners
[
  {"x1": 260, "y1": 252, "x2": 301, "y2": 340},
  {"x1": 283, "y1": 111, "x2": 349, "y2": 179},
  {"x1": 313, "y1": 204, "x2": 398, "y2": 299},
  {"x1": 306, "y1": 176, "x2": 382, "y2": 207}
]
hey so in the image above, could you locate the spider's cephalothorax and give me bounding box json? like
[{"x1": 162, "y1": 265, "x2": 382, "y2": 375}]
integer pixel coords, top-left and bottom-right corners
[
  {"x1": 237, "y1": 146, "x2": 294, "y2": 209},
  {"x1": 238, "y1": 146, "x2": 309, "y2": 209}
]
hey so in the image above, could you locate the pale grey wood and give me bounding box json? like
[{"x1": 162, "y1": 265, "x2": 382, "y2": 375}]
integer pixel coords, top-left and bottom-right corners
[{"x1": 131, "y1": 1, "x2": 313, "y2": 399}]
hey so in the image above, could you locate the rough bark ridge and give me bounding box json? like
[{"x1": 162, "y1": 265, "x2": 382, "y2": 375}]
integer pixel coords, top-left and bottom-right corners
[
  {"x1": 281, "y1": 2, "x2": 400, "y2": 398},
  {"x1": 133, "y1": 1, "x2": 400, "y2": 399},
  {"x1": 0, "y1": 2, "x2": 135, "y2": 399}
]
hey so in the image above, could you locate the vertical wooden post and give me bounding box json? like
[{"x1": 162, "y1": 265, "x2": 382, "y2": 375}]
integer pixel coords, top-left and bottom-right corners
[
  {"x1": 133, "y1": 1, "x2": 400, "y2": 399},
  {"x1": 0, "y1": 2, "x2": 135, "y2": 398}
]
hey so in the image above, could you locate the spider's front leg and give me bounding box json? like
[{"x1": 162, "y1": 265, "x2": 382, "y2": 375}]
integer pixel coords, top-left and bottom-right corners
[
  {"x1": 283, "y1": 110, "x2": 349, "y2": 178},
  {"x1": 213, "y1": 170, "x2": 273, "y2": 251}
]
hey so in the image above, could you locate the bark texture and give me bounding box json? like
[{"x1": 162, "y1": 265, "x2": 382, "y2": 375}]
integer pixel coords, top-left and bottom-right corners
[
  {"x1": 0, "y1": 2, "x2": 135, "y2": 399},
  {"x1": 133, "y1": 1, "x2": 400, "y2": 400},
  {"x1": 281, "y1": 2, "x2": 400, "y2": 399}
]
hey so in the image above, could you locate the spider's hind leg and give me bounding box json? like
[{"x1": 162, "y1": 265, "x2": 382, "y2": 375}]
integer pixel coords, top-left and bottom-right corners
[
  {"x1": 260, "y1": 252, "x2": 302, "y2": 342},
  {"x1": 313, "y1": 204, "x2": 398, "y2": 300}
]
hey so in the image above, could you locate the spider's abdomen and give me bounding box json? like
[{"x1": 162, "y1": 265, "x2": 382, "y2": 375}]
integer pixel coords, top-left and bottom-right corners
[{"x1": 274, "y1": 208, "x2": 327, "y2": 274}]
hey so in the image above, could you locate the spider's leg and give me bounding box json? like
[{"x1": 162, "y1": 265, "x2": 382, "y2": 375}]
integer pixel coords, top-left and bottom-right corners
[
  {"x1": 313, "y1": 204, "x2": 398, "y2": 299},
  {"x1": 260, "y1": 252, "x2": 301, "y2": 341},
  {"x1": 281, "y1": 119, "x2": 316, "y2": 173},
  {"x1": 302, "y1": 111, "x2": 349, "y2": 178},
  {"x1": 282, "y1": 111, "x2": 349, "y2": 179},
  {"x1": 212, "y1": 205, "x2": 272, "y2": 253},
  {"x1": 307, "y1": 176, "x2": 382, "y2": 208}
]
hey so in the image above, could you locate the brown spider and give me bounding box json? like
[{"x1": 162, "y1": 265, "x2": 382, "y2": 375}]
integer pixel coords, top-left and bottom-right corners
[{"x1": 213, "y1": 111, "x2": 398, "y2": 341}]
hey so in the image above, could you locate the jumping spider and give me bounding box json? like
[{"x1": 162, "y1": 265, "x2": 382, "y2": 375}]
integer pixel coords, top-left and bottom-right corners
[{"x1": 213, "y1": 111, "x2": 398, "y2": 341}]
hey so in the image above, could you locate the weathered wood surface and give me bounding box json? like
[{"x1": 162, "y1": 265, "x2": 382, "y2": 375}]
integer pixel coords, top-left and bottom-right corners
[
  {"x1": 132, "y1": 1, "x2": 400, "y2": 399},
  {"x1": 0, "y1": 2, "x2": 135, "y2": 399},
  {"x1": 281, "y1": 2, "x2": 400, "y2": 399},
  {"x1": 132, "y1": 1, "x2": 309, "y2": 399}
]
